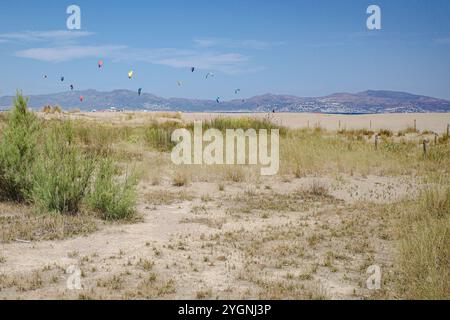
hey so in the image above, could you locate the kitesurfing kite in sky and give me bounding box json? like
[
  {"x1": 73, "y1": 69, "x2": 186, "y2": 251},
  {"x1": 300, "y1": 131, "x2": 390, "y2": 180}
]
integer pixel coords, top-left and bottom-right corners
[{"x1": 35, "y1": 54, "x2": 237, "y2": 110}]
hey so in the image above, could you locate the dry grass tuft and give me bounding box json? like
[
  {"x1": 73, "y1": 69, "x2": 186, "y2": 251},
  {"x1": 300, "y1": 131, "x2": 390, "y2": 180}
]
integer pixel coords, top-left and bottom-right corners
[
  {"x1": 389, "y1": 184, "x2": 449, "y2": 299},
  {"x1": 172, "y1": 172, "x2": 189, "y2": 187}
]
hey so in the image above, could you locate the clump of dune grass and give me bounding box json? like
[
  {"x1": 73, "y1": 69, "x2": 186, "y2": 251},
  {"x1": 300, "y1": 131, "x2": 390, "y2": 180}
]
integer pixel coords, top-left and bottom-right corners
[
  {"x1": 378, "y1": 129, "x2": 393, "y2": 137},
  {"x1": 86, "y1": 158, "x2": 138, "y2": 220},
  {"x1": 338, "y1": 128, "x2": 374, "y2": 139},
  {"x1": 144, "y1": 121, "x2": 180, "y2": 152},
  {"x1": 155, "y1": 112, "x2": 182, "y2": 120},
  {"x1": 189, "y1": 116, "x2": 286, "y2": 136},
  {"x1": 308, "y1": 180, "x2": 330, "y2": 197},
  {"x1": 390, "y1": 185, "x2": 449, "y2": 299},
  {"x1": 397, "y1": 127, "x2": 418, "y2": 137},
  {"x1": 224, "y1": 166, "x2": 246, "y2": 183},
  {"x1": 0, "y1": 92, "x2": 40, "y2": 202},
  {"x1": 172, "y1": 171, "x2": 189, "y2": 187}
]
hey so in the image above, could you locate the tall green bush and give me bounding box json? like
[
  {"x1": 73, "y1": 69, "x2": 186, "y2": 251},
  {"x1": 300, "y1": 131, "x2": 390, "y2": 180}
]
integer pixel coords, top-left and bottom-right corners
[
  {"x1": 0, "y1": 93, "x2": 40, "y2": 202},
  {"x1": 32, "y1": 121, "x2": 95, "y2": 214}
]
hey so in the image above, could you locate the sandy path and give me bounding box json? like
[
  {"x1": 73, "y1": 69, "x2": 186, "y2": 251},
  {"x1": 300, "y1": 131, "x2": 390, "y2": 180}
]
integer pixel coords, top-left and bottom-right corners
[{"x1": 0, "y1": 175, "x2": 413, "y2": 299}]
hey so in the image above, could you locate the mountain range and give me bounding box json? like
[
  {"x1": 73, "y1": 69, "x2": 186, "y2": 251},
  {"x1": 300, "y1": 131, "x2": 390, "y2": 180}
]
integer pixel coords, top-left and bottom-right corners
[{"x1": 1, "y1": 90, "x2": 449, "y2": 114}]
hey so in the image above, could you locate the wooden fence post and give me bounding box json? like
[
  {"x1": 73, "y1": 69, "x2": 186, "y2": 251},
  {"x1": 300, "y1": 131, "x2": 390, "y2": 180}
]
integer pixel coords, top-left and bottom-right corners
[
  {"x1": 423, "y1": 139, "x2": 429, "y2": 157},
  {"x1": 434, "y1": 133, "x2": 438, "y2": 145},
  {"x1": 375, "y1": 134, "x2": 379, "y2": 150}
]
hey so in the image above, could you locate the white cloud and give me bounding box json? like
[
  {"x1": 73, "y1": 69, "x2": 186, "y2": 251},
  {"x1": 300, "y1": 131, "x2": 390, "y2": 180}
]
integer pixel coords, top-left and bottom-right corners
[
  {"x1": 435, "y1": 38, "x2": 450, "y2": 44},
  {"x1": 15, "y1": 45, "x2": 126, "y2": 62},
  {"x1": 0, "y1": 30, "x2": 93, "y2": 43},
  {"x1": 10, "y1": 32, "x2": 267, "y2": 74},
  {"x1": 154, "y1": 52, "x2": 250, "y2": 74},
  {"x1": 194, "y1": 37, "x2": 285, "y2": 50},
  {"x1": 14, "y1": 45, "x2": 256, "y2": 74}
]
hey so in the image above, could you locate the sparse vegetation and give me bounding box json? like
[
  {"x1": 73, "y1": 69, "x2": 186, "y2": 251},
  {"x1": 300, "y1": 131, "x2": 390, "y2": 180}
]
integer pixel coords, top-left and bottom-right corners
[{"x1": 0, "y1": 105, "x2": 449, "y2": 300}]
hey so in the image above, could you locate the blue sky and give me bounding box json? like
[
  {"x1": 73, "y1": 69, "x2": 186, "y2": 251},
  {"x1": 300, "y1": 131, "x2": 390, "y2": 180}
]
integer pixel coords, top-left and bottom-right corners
[{"x1": 1, "y1": 0, "x2": 450, "y2": 100}]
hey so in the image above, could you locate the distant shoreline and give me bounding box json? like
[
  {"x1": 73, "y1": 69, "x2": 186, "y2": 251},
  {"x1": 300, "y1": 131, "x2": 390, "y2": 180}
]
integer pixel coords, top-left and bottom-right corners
[{"x1": 2, "y1": 108, "x2": 450, "y2": 116}]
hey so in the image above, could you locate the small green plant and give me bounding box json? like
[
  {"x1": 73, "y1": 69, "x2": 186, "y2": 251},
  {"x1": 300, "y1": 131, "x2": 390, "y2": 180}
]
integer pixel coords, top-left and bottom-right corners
[
  {"x1": 0, "y1": 92, "x2": 40, "y2": 202},
  {"x1": 87, "y1": 158, "x2": 137, "y2": 220}
]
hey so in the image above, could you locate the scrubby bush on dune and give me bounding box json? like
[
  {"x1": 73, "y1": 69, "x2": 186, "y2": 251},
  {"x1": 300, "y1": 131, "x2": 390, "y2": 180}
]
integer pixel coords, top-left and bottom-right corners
[
  {"x1": 42, "y1": 105, "x2": 52, "y2": 113},
  {"x1": 32, "y1": 122, "x2": 138, "y2": 218},
  {"x1": 52, "y1": 105, "x2": 62, "y2": 114},
  {"x1": 32, "y1": 121, "x2": 95, "y2": 214},
  {"x1": 0, "y1": 93, "x2": 138, "y2": 219},
  {"x1": 0, "y1": 92, "x2": 40, "y2": 202},
  {"x1": 86, "y1": 158, "x2": 137, "y2": 220}
]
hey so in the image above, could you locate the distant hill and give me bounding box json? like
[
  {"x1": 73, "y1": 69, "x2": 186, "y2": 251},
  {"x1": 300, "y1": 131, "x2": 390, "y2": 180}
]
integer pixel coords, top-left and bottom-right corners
[{"x1": 1, "y1": 89, "x2": 449, "y2": 114}]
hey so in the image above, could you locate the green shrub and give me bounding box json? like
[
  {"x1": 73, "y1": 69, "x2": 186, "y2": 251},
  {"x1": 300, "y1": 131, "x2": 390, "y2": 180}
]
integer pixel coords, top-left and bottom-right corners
[
  {"x1": 0, "y1": 92, "x2": 40, "y2": 202},
  {"x1": 32, "y1": 122, "x2": 95, "y2": 214},
  {"x1": 188, "y1": 117, "x2": 286, "y2": 136},
  {"x1": 87, "y1": 158, "x2": 137, "y2": 220}
]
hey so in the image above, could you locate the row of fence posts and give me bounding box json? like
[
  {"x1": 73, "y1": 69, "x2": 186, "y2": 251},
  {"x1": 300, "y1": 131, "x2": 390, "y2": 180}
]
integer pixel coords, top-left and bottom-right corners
[
  {"x1": 305, "y1": 119, "x2": 449, "y2": 139},
  {"x1": 307, "y1": 119, "x2": 450, "y2": 134},
  {"x1": 374, "y1": 121, "x2": 450, "y2": 157}
]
